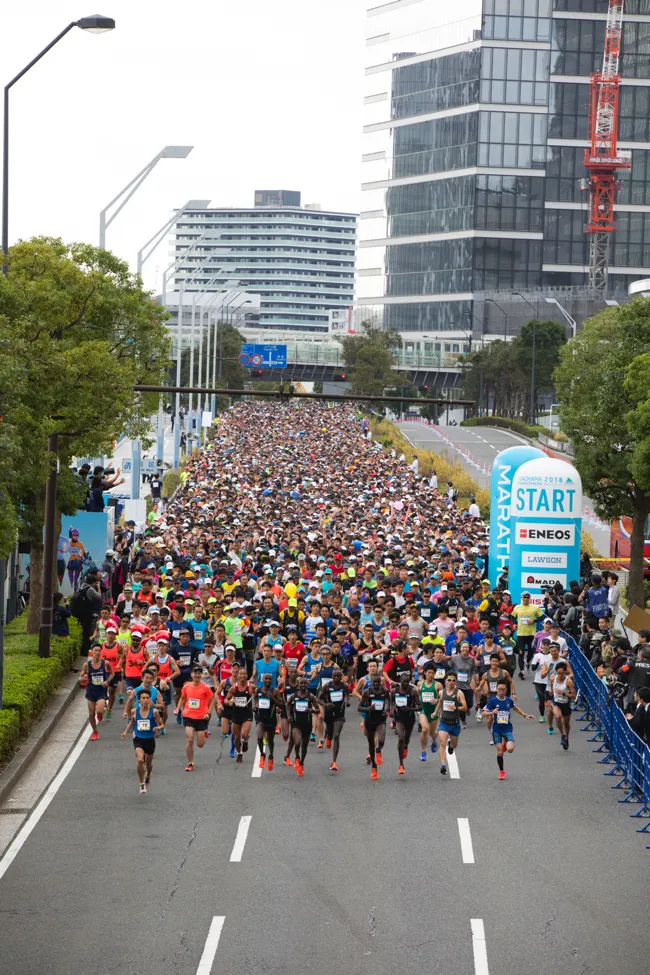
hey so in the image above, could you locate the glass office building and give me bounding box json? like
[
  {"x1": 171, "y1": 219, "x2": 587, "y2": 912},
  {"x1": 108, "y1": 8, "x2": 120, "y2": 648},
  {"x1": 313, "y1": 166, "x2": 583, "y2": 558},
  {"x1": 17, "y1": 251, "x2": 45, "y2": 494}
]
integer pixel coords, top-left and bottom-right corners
[
  {"x1": 172, "y1": 197, "x2": 357, "y2": 333},
  {"x1": 359, "y1": 0, "x2": 650, "y2": 336}
]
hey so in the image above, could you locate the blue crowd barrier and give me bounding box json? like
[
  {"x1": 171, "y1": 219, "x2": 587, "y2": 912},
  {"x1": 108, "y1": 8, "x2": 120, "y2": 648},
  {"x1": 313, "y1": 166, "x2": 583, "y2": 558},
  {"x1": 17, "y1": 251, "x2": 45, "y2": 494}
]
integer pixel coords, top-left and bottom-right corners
[{"x1": 566, "y1": 633, "x2": 650, "y2": 844}]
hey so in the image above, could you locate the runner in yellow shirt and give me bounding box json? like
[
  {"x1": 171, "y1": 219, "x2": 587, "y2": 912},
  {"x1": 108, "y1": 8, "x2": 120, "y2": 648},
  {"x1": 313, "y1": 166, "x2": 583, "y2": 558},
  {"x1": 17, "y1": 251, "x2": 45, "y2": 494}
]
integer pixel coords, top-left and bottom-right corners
[{"x1": 511, "y1": 591, "x2": 543, "y2": 680}]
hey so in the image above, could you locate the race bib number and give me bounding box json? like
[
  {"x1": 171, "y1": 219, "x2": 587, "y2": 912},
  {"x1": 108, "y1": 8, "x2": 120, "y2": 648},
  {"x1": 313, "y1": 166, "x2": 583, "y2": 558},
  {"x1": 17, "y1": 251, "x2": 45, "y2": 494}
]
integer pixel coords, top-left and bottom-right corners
[
  {"x1": 372, "y1": 699, "x2": 384, "y2": 711},
  {"x1": 91, "y1": 674, "x2": 103, "y2": 685},
  {"x1": 137, "y1": 719, "x2": 151, "y2": 732},
  {"x1": 363, "y1": 653, "x2": 373, "y2": 662},
  {"x1": 321, "y1": 677, "x2": 332, "y2": 687},
  {"x1": 457, "y1": 672, "x2": 468, "y2": 682},
  {"x1": 234, "y1": 696, "x2": 248, "y2": 708},
  {"x1": 497, "y1": 711, "x2": 509, "y2": 724},
  {"x1": 443, "y1": 700, "x2": 455, "y2": 712},
  {"x1": 296, "y1": 700, "x2": 309, "y2": 713},
  {"x1": 489, "y1": 681, "x2": 498, "y2": 693},
  {"x1": 503, "y1": 646, "x2": 514, "y2": 656},
  {"x1": 179, "y1": 654, "x2": 191, "y2": 666},
  {"x1": 258, "y1": 698, "x2": 271, "y2": 710},
  {"x1": 188, "y1": 698, "x2": 200, "y2": 710},
  {"x1": 421, "y1": 691, "x2": 434, "y2": 703},
  {"x1": 435, "y1": 668, "x2": 446, "y2": 679},
  {"x1": 330, "y1": 690, "x2": 343, "y2": 702},
  {"x1": 395, "y1": 695, "x2": 408, "y2": 707},
  {"x1": 520, "y1": 615, "x2": 531, "y2": 625}
]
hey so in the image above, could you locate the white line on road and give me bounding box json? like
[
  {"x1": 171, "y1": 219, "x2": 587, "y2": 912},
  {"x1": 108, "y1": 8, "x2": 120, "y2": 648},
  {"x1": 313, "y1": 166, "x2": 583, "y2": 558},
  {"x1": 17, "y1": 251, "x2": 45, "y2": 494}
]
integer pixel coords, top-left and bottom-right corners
[
  {"x1": 457, "y1": 818, "x2": 475, "y2": 864},
  {"x1": 0, "y1": 723, "x2": 88, "y2": 883},
  {"x1": 196, "y1": 916, "x2": 226, "y2": 975},
  {"x1": 251, "y1": 745, "x2": 263, "y2": 777},
  {"x1": 447, "y1": 749, "x2": 460, "y2": 779},
  {"x1": 229, "y1": 816, "x2": 252, "y2": 862},
  {"x1": 471, "y1": 919, "x2": 490, "y2": 975}
]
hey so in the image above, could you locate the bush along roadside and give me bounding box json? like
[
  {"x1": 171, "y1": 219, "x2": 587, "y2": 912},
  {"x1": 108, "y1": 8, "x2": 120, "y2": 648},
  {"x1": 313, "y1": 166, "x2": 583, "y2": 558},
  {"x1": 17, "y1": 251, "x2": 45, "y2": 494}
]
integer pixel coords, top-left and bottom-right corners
[
  {"x1": 370, "y1": 417, "x2": 490, "y2": 516},
  {"x1": 461, "y1": 415, "x2": 548, "y2": 439},
  {"x1": 0, "y1": 616, "x2": 82, "y2": 765}
]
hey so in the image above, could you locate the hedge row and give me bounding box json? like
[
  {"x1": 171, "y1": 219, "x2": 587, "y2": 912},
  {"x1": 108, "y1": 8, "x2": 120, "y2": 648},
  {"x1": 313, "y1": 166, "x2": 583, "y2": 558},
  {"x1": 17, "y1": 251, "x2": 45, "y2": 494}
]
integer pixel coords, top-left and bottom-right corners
[
  {"x1": 461, "y1": 415, "x2": 548, "y2": 439},
  {"x1": 0, "y1": 616, "x2": 82, "y2": 765}
]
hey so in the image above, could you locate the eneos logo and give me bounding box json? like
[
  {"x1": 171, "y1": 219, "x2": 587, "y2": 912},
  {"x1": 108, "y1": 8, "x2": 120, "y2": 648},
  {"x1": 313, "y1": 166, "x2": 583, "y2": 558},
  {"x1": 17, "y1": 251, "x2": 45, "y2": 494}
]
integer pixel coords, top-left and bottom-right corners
[{"x1": 515, "y1": 523, "x2": 575, "y2": 547}]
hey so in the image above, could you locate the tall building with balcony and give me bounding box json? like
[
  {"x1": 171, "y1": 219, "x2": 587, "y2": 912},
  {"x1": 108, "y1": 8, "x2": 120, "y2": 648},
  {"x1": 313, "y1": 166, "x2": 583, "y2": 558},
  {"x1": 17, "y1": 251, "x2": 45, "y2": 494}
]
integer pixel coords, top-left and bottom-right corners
[
  {"x1": 359, "y1": 0, "x2": 650, "y2": 344},
  {"x1": 170, "y1": 195, "x2": 357, "y2": 333}
]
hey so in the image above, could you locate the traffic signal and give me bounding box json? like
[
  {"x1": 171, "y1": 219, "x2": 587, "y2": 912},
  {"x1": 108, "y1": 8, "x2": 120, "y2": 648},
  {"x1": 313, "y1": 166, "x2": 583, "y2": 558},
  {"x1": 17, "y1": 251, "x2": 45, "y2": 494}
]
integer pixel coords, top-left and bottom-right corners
[
  {"x1": 250, "y1": 368, "x2": 263, "y2": 377},
  {"x1": 334, "y1": 372, "x2": 347, "y2": 381}
]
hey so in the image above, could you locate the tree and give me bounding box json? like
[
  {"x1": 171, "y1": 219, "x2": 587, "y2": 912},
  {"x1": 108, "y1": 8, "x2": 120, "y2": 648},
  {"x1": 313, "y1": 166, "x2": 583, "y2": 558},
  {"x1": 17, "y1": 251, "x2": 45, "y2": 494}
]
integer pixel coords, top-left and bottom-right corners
[
  {"x1": 553, "y1": 299, "x2": 650, "y2": 607},
  {"x1": 0, "y1": 237, "x2": 171, "y2": 631},
  {"x1": 513, "y1": 320, "x2": 567, "y2": 418},
  {"x1": 337, "y1": 322, "x2": 401, "y2": 396}
]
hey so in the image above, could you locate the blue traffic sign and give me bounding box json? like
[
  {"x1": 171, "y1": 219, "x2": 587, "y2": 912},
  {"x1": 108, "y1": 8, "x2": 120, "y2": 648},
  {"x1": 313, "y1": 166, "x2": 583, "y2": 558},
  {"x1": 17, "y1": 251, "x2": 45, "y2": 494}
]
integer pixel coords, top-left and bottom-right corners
[{"x1": 241, "y1": 343, "x2": 287, "y2": 369}]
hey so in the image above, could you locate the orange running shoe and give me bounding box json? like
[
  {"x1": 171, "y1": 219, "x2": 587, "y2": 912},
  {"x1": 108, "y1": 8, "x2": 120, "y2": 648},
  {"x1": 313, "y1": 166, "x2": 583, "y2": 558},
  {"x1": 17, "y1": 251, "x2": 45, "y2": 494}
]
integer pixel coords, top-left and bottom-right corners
[
  {"x1": 97, "y1": 712, "x2": 103, "y2": 723},
  {"x1": 90, "y1": 731, "x2": 99, "y2": 741},
  {"x1": 330, "y1": 761, "x2": 338, "y2": 771},
  {"x1": 275, "y1": 726, "x2": 280, "y2": 735},
  {"x1": 398, "y1": 765, "x2": 405, "y2": 775},
  {"x1": 284, "y1": 756, "x2": 292, "y2": 767},
  {"x1": 371, "y1": 768, "x2": 378, "y2": 780},
  {"x1": 403, "y1": 748, "x2": 408, "y2": 759},
  {"x1": 267, "y1": 758, "x2": 274, "y2": 771},
  {"x1": 325, "y1": 738, "x2": 332, "y2": 750},
  {"x1": 376, "y1": 752, "x2": 383, "y2": 766},
  {"x1": 317, "y1": 740, "x2": 324, "y2": 749},
  {"x1": 259, "y1": 755, "x2": 266, "y2": 770},
  {"x1": 297, "y1": 764, "x2": 304, "y2": 777},
  {"x1": 293, "y1": 757, "x2": 300, "y2": 770}
]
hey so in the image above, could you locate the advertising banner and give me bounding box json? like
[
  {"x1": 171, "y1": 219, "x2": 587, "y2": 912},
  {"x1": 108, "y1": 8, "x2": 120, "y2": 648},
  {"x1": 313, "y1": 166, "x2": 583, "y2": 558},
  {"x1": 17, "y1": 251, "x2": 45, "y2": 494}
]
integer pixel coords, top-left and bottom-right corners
[
  {"x1": 488, "y1": 445, "x2": 545, "y2": 581},
  {"x1": 508, "y1": 457, "x2": 582, "y2": 604}
]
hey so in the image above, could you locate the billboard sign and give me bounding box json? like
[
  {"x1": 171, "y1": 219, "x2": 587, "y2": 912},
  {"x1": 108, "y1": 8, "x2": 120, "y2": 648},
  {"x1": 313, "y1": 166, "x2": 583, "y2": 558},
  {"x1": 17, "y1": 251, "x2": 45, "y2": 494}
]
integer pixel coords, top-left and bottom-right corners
[{"x1": 488, "y1": 445, "x2": 545, "y2": 578}]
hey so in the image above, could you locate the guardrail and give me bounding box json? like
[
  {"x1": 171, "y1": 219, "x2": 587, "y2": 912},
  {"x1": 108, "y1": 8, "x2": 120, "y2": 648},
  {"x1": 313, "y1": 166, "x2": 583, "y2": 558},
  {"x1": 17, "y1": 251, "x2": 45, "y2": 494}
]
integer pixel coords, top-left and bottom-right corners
[
  {"x1": 567, "y1": 633, "x2": 650, "y2": 844},
  {"x1": 537, "y1": 431, "x2": 575, "y2": 457}
]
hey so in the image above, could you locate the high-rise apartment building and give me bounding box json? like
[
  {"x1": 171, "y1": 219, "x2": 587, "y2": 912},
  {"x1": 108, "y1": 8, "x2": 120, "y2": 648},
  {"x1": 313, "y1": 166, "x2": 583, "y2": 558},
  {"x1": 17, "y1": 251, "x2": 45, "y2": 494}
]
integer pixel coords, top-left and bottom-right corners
[
  {"x1": 359, "y1": 0, "x2": 650, "y2": 337},
  {"x1": 171, "y1": 196, "x2": 357, "y2": 333}
]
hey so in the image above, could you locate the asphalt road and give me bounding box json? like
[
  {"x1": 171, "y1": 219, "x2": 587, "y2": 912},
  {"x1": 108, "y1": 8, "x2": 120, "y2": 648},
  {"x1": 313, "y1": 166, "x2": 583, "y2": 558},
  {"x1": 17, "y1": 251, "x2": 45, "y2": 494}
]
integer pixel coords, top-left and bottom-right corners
[
  {"x1": 399, "y1": 422, "x2": 612, "y2": 556},
  {"x1": 0, "y1": 678, "x2": 647, "y2": 975}
]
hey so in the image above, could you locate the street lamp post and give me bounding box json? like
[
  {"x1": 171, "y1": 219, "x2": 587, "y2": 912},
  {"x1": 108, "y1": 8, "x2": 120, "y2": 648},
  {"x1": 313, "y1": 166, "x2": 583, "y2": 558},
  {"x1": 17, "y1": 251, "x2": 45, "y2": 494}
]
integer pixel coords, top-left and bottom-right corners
[
  {"x1": 513, "y1": 293, "x2": 538, "y2": 426},
  {"x1": 544, "y1": 297, "x2": 577, "y2": 338},
  {"x1": 485, "y1": 298, "x2": 509, "y2": 342},
  {"x1": 1, "y1": 15, "x2": 115, "y2": 673},
  {"x1": 99, "y1": 144, "x2": 193, "y2": 250}
]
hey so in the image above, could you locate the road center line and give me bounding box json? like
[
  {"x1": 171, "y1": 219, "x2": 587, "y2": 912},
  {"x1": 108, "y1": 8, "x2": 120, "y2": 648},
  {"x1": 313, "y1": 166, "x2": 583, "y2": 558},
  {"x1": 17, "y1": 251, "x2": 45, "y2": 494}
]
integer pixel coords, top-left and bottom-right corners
[
  {"x1": 251, "y1": 745, "x2": 263, "y2": 777},
  {"x1": 457, "y1": 818, "x2": 475, "y2": 863},
  {"x1": 447, "y1": 749, "x2": 460, "y2": 778},
  {"x1": 471, "y1": 919, "x2": 490, "y2": 975},
  {"x1": 0, "y1": 722, "x2": 88, "y2": 883},
  {"x1": 229, "y1": 816, "x2": 252, "y2": 862},
  {"x1": 196, "y1": 915, "x2": 226, "y2": 975}
]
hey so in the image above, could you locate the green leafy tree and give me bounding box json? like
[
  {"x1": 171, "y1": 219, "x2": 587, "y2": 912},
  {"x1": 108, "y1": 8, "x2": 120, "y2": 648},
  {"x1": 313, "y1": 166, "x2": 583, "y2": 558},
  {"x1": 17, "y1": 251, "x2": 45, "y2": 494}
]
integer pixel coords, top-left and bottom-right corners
[
  {"x1": 0, "y1": 237, "x2": 171, "y2": 631},
  {"x1": 337, "y1": 322, "x2": 401, "y2": 396},
  {"x1": 553, "y1": 300, "x2": 650, "y2": 607}
]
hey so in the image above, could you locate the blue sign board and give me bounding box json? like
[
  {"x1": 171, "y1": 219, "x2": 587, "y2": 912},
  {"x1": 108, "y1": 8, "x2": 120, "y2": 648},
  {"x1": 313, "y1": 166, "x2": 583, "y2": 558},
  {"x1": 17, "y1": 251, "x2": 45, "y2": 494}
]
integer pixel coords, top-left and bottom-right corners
[{"x1": 241, "y1": 343, "x2": 287, "y2": 369}]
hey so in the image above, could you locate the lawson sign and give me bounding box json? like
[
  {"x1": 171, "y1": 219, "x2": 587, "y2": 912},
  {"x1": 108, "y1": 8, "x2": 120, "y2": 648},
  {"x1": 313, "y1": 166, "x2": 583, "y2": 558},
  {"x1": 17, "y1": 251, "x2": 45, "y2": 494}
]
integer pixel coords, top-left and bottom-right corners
[{"x1": 508, "y1": 457, "x2": 582, "y2": 604}]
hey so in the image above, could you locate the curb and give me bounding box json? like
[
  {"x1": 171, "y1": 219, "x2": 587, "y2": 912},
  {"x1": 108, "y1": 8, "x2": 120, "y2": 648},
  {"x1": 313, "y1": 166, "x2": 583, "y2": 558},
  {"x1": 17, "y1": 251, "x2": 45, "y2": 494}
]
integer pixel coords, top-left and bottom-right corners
[{"x1": 0, "y1": 657, "x2": 85, "y2": 807}]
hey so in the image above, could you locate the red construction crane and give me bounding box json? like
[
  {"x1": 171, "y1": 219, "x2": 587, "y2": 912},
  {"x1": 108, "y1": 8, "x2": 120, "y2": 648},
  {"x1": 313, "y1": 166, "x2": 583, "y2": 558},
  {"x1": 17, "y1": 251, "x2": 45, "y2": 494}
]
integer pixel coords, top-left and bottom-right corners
[{"x1": 582, "y1": 0, "x2": 630, "y2": 293}]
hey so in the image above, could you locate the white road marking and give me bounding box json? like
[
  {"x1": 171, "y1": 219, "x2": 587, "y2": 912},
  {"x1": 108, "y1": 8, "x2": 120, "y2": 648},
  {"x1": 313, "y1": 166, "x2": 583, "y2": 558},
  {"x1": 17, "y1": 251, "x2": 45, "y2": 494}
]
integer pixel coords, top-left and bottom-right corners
[
  {"x1": 457, "y1": 818, "x2": 475, "y2": 864},
  {"x1": 447, "y1": 748, "x2": 460, "y2": 779},
  {"x1": 0, "y1": 724, "x2": 88, "y2": 883},
  {"x1": 229, "y1": 815, "x2": 252, "y2": 862},
  {"x1": 251, "y1": 745, "x2": 263, "y2": 777},
  {"x1": 471, "y1": 918, "x2": 490, "y2": 975},
  {"x1": 196, "y1": 915, "x2": 226, "y2": 975}
]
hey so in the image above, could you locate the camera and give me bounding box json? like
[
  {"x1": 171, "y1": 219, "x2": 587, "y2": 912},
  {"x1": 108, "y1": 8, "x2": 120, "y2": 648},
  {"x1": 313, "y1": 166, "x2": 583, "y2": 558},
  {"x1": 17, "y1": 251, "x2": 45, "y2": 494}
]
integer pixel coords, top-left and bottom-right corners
[{"x1": 103, "y1": 467, "x2": 115, "y2": 476}]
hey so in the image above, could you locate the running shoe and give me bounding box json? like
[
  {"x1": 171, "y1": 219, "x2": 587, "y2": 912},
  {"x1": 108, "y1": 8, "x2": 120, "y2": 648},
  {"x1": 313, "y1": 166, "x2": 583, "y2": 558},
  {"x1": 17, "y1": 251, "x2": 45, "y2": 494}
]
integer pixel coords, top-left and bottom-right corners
[
  {"x1": 376, "y1": 751, "x2": 383, "y2": 766},
  {"x1": 398, "y1": 765, "x2": 405, "y2": 775},
  {"x1": 275, "y1": 726, "x2": 280, "y2": 735},
  {"x1": 448, "y1": 744, "x2": 454, "y2": 755},
  {"x1": 371, "y1": 768, "x2": 378, "y2": 780},
  {"x1": 330, "y1": 762, "x2": 338, "y2": 772},
  {"x1": 539, "y1": 716, "x2": 545, "y2": 723},
  {"x1": 519, "y1": 672, "x2": 526, "y2": 681},
  {"x1": 296, "y1": 763, "x2": 304, "y2": 777},
  {"x1": 139, "y1": 783, "x2": 147, "y2": 794},
  {"x1": 90, "y1": 731, "x2": 99, "y2": 741},
  {"x1": 242, "y1": 740, "x2": 249, "y2": 752},
  {"x1": 309, "y1": 732, "x2": 316, "y2": 742},
  {"x1": 97, "y1": 712, "x2": 103, "y2": 723},
  {"x1": 476, "y1": 710, "x2": 483, "y2": 723},
  {"x1": 205, "y1": 729, "x2": 210, "y2": 738},
  {"x1": 236, "y1": 753, "x2": 243, "y2": 764},
  {"x1": 461, "y1": 722, "x2": 467, "y2": 730},
  {"x1": 145, "y1": 772, "x2": 151, "y2": 785},
  {"x1": 420, "y1": 751, "x2": 427, "y2": 761},
  {"x1": 317, "y1": 740, "x2": 324, "y2": 749},
  {"x1": 267, "y1": 758, "x2": 274, "y2": 771},
  {"x1": 176, "y1": 712, "x2": 182, "y2": 725},
  {"x1": 440, "y1": 764, "x2": 447, "y2": 775},
  {"x1": 489, "y1": 737, "x2": 494, "y2": 746},
  {"x1": 160, "y1": 727, "x2": 166, "y2": 735},
  {"x1": 105, "y1": 710, "x2": 112, "y2": 721},
  {"x1": 366, "y1": 754, "x2": 371, "y2": 765},
  {"x1": 284, "y1": 756, "x2": 292, "y2": 767},
  {"x1": 498, "y1": 770, "x2": 506, "y2": 781},
  {"x1": 547, "y1": 727, "x2": 554, "y2": 735},
  {"x1": 229, "y1": 744, "x2": 236, "y2": 758},
  {"x1": 325, "y1": 738, "x2": 332, "y2": 750},
  {"x1": 184, "y1": 762, "x2": 194, "y2": 772},
  {"x1": 560, "y1": 733, "x2": 566, "y2": 746},
  {"x1": 293, "y1": 757, "x2": 300, "y2": 770},
  {"x1": 430, "y1": 740, "x2": 438, "y2": 754},
  {"x1": 118, "y1": 694, "x2": 124, "y2": 704},
  {"x1": 259, "y1": 755, "x2": 266, "y2": 770},
  {"x1": 562, "y1": 738, "x2": 569, "y2": 751},
  {"x1": 403, "y1": 748, "x2": 408, "y2": 759}
]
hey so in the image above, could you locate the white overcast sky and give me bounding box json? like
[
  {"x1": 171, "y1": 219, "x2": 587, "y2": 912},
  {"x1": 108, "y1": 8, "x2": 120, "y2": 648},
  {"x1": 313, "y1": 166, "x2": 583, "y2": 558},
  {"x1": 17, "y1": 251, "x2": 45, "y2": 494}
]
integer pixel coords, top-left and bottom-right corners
[{"x1": 2, "y1": 1, "x2": 367, "y2": 291}]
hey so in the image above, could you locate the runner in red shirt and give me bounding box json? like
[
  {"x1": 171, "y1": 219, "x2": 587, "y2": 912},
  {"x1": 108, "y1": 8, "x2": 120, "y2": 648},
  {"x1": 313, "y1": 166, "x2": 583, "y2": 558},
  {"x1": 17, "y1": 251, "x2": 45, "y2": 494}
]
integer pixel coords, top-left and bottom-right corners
[
  {"x1": 283, "y1": 629, "x2": 305, "y2": 669},
  {"x1": 100, "y1": 626, "x2": 124, "y2": 719},
  {"x1": 175, "y1": 664, "x2": 215, "y2": 770}
]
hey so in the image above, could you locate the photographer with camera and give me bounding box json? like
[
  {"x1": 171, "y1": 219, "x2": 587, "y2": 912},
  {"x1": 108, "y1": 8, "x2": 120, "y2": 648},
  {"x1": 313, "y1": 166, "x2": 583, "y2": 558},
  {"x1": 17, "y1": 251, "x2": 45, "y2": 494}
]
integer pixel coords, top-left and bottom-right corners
[{"x1": 86, "y1": 465, "x2": 125, "y2": 513}]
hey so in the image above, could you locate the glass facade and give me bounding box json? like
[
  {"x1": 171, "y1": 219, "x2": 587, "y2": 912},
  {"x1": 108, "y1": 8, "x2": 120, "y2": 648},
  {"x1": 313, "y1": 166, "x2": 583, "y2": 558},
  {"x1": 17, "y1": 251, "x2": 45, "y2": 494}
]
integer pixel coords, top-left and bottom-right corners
[{"x1": 359, "y1": 0, "x2": 650, "y2": 338}]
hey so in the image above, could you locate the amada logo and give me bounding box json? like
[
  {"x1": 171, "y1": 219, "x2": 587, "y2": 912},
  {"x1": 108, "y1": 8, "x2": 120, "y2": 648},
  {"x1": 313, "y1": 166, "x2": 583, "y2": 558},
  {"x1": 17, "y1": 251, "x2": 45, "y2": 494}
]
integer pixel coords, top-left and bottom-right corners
[
  {"x1": 520, "y1": 571, "x2": 568, "y2": 589},
  {"x1": 515, "y1": 522, "x2": 575, "y2": 547}
]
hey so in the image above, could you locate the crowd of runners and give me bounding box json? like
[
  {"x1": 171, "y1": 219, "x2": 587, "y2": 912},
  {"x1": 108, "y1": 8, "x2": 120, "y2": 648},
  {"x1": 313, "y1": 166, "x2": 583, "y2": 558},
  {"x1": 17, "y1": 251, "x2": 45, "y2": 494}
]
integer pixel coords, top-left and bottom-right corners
[{"x1": 78, "y1": 403, "x2": 585, "y2": 792}]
